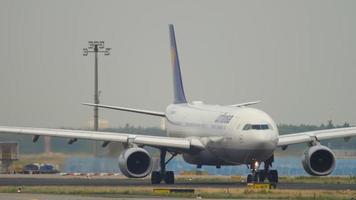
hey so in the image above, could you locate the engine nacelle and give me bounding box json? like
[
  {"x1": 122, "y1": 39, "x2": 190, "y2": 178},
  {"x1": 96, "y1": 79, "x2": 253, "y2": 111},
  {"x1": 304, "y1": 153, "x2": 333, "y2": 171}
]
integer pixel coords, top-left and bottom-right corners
[
  {"x1": 118, "y1": 147, "x2": 153, "y2": 178},
  {"x1": 301, "y1": 145, "x2": 336, "y2": 176}
]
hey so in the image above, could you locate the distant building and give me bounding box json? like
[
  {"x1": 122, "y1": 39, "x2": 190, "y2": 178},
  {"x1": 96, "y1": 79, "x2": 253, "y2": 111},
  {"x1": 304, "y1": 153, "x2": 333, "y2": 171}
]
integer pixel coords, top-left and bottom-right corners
[
  {"x1": 86, "y1": 119, "x2": 109, "y2": 129},
  {"x1": 0, "y1": 142, "x2": 18, "y2": 173}
]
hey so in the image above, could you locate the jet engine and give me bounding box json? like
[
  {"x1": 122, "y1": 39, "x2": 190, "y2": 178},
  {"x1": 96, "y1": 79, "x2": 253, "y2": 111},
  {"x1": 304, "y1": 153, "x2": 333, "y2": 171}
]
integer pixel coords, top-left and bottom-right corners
[
  {"x1": 301, "y1": 145, "x2": 336, "y2": 176},
  {"x1": 118, "y1": 147, "x2": 153, "y2": 178}
]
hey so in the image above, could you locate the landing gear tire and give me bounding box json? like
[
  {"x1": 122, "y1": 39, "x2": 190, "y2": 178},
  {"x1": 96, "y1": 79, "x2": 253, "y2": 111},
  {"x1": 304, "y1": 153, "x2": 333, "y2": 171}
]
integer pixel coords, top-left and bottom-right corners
[
  {"x1": 151, "y1": 171, "x2": 162, "y2": 184},
  {"x1": 247, "y1": 174, "x2": 253, "y2": 183},
  {"x1": 253, "y1": 172, "x2": 259, "y2": 182},
  {"x1": 164, "y1": 171, "x2": 175, "y2": 184},
  {"x1": 258, "y1": 170, "x2": 266, "y2": 182},
  {"x1": 268, "y1": 170, "x2": 278, "y2": 183}
]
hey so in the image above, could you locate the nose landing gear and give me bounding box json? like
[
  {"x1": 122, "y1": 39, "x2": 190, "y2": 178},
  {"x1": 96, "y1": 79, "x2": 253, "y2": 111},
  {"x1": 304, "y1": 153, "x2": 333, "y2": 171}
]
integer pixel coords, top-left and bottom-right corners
[{"x1": 246, "y1": 156, "x2": 278, "y2": 185}]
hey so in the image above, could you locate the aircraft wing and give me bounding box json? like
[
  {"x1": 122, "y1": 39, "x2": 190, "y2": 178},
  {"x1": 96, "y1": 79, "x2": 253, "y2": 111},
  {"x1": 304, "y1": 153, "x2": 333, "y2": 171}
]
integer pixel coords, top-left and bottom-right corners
[
  {"x1": 0, "y1": 126, "x2": 204, "y2": 151},
  {"x1": 277, "y1": 127, "x2": 356, "y2": 147}
]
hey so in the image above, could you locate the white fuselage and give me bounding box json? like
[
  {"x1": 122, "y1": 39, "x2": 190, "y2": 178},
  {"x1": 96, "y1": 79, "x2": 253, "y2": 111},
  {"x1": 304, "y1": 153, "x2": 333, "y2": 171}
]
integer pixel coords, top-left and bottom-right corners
[{"x1": 164, "y1": 102, "x2": 279, "y2": 166}]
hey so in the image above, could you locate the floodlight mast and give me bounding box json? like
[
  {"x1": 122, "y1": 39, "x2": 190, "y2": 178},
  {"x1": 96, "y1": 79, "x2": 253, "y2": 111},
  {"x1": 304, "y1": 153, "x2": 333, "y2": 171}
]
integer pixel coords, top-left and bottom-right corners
[{"x1": 83, "y1": 41, "x2": 111, "y2": 156}]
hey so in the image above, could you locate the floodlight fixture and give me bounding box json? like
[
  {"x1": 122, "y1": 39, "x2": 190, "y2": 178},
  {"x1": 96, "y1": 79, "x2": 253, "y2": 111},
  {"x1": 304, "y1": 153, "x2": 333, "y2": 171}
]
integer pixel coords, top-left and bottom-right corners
[
  {"x1": 104, "y1": 48, "x2": 111, "y2": 55},
  {"x1": 83, "y1": 48, "x2": 88, "y2": 56}
]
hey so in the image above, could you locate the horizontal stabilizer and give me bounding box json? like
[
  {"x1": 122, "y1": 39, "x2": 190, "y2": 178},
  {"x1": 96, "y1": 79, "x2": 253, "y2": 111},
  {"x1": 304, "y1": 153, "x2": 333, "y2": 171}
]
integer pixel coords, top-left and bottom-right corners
[
  {"x1": 81, "y1": 103, "x2": 166, "y2": 117},
  {"x1": 229, "y1": 100, "x2": 261, "y2": 107}
]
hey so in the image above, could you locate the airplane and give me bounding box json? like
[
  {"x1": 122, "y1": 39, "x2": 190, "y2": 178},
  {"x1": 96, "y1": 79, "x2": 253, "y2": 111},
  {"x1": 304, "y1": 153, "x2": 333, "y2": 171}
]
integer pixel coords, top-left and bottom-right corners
[{"x1": 1, "y1": 24, "x2": 356, "y2": 185}]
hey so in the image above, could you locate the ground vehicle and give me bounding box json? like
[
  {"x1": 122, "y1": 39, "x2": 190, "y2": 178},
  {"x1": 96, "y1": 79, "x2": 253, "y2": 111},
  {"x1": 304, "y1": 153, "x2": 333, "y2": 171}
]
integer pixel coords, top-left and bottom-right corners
[
  {"x1": 39, "y1": 164, "x2": 59, "y2": 174},
  {"x1": 23, "y1": 163, "x2": 40, "y2": 174}
]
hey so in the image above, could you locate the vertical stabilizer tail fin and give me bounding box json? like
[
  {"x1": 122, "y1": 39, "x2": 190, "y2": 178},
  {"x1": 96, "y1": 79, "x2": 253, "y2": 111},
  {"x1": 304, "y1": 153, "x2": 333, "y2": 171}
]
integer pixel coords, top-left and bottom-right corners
[{"x1": 169, "y1": 24, "x2": 187, "y2": 104}]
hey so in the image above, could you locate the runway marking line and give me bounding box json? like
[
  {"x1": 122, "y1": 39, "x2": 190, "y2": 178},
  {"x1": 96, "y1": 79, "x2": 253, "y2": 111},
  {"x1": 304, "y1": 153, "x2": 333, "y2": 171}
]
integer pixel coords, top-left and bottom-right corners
[
  {"x1": 153, "y1": 188, "x2": 195, "y2": 194},
  {"x1": 247, "y1": 183, "x2": 274, "y2": 189}
]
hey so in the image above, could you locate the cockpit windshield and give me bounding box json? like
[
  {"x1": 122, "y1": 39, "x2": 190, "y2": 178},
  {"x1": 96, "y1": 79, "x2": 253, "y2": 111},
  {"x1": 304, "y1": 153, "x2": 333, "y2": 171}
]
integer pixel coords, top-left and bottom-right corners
[{"x1": 243, "y1": 124, "x2": 272, "y2": 130}]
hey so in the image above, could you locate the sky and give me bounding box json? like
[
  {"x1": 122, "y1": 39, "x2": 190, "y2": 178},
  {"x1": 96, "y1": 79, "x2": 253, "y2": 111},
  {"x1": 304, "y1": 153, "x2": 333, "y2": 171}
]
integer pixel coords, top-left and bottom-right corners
[{"x1": 0, "y1": 0, "x2": 355, "y2": 129}]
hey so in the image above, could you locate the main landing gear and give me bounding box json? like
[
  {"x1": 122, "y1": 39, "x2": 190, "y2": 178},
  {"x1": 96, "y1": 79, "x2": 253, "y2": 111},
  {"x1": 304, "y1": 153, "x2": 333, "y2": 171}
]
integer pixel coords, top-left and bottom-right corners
[
  {"x1": 246, "y1": 156, "x2": 278, "y2": 184},
  {"x1": 151, "y1": 148, "x2": 177, "y2": 184}
]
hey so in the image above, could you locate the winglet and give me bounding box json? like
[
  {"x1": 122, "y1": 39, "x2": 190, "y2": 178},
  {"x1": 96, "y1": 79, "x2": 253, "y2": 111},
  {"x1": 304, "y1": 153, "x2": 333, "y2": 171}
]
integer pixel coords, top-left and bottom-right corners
[{"x1": 169, "y1": 24, "x2": 187, "y2": 104}]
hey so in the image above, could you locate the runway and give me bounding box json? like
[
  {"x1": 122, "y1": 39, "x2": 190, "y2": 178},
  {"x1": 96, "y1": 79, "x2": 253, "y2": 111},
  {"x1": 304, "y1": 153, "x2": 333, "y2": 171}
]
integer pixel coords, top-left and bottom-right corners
[{"x1": 0, "y1": 175, "x2": 354, "y2": 190}]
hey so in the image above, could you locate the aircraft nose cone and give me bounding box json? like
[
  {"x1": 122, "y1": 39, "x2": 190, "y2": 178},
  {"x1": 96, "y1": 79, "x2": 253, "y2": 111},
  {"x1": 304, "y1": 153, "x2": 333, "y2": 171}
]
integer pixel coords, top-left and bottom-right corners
[{"x1": 250, "y1": 131, "x2": 278, "y2": 149}]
